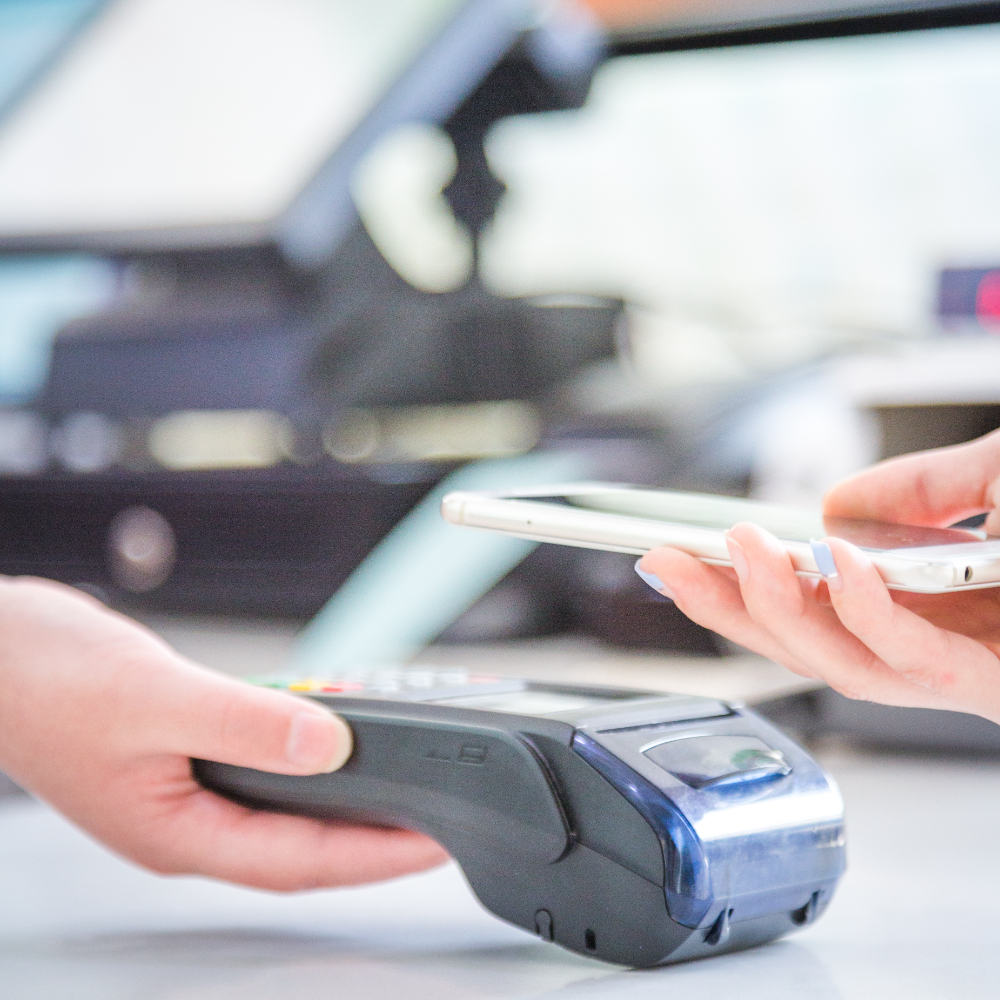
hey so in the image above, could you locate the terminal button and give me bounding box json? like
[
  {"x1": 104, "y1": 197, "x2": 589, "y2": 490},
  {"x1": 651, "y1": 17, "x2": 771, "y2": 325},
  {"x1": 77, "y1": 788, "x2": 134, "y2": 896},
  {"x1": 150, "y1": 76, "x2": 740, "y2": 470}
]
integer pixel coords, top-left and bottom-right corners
[{"x1": 643, "y1": 735, "x2": 791, "y2": 789}]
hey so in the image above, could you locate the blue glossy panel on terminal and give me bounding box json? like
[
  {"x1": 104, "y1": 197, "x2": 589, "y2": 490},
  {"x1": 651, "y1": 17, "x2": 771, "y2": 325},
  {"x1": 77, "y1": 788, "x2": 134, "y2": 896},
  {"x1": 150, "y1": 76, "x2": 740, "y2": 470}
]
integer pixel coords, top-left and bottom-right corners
[{"x1": 572, "y1": 731, "x2": 713, "y2": 928}]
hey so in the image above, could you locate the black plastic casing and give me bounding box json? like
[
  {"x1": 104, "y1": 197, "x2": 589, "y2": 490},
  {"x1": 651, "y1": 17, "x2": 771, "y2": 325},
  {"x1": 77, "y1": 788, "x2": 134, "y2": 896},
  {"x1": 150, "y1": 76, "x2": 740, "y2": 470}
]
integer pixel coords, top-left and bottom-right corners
[{"x1": 194, "y1": 694, "x2": 828, "y2": 967}]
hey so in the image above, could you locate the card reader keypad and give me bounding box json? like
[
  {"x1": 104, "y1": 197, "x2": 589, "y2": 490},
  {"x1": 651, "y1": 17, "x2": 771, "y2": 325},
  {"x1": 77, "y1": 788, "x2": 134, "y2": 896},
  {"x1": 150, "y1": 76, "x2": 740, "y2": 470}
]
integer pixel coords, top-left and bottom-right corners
[{"x1": 253, "y1": 668, "x2": 499, "y2": 696}]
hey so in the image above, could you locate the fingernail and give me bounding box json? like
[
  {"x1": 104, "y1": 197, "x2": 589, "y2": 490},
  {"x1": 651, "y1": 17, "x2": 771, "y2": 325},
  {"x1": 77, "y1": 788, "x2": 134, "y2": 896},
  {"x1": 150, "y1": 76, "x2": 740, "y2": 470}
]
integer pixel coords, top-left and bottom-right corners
[
  {"x1": 810, "y1": 538, "x2": 843, "y2": 593},
  {"x1": 286, "y1": 710, "x2": 354, "y2": 773},
  {"x1": 724, "y1": 534, "x2": 750, "y2": 583},
  {"x1": 634, "y1": 559, "x2": 676, "y2": 601}
]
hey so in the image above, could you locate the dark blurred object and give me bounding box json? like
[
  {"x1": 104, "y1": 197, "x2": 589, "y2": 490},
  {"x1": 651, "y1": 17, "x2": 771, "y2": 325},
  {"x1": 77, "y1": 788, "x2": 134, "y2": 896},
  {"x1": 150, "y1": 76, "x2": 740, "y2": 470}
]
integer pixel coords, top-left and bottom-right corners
[
  {"x1": 5, "y1": 252, "x2": 623, "y2": 613},
  {"x1": 305, "y1": 242, "x2": 623, "y2": 415},
  {"x1": 937, "y1": 266, "x2": 1000, "y2": 334},
  {"x1": 437, "y1": 546, "x2": 573, "y2": 643},
  {"x1": 756, "y1": 687, "x2": 1000, "y2": 755},
  {"x1": 442, "y1": 19, "x2": 602, "y2": 247},
  {"x1": 436, "y1": 544, "x2": 730, "y2": 655},
  {"x1": 0, "y1": 466, "x2": 435, "y2": 615},
  {"x1": 45, "y1": 237, "x2": 622, "y2": 423},
  {"x1": 872, "y1": 402, "x2": 1000, "y2": 459},
  {"x1": 568, "y1": 548, "x2": 728, "y2": 654},
  {"x1": 597, "y1": 0, "x2": 1000, "y2": 53},
  {"x1": 0, "y1": 6, "x2": 620, "y2": 618}
]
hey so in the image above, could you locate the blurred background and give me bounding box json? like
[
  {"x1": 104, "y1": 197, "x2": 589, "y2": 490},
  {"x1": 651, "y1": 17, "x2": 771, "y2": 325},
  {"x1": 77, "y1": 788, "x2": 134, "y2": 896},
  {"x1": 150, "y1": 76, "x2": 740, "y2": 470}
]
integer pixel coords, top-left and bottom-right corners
[{"x1": 2, "y1": 0, "x2": 1000, "y2": 766}]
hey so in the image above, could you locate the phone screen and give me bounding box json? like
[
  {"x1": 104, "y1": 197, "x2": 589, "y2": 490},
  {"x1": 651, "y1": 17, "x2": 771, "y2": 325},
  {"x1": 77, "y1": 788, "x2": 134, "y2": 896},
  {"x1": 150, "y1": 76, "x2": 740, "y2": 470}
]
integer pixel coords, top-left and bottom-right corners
[{"x1": 526, "y1": 489, "x2": 984, "y2": 553}]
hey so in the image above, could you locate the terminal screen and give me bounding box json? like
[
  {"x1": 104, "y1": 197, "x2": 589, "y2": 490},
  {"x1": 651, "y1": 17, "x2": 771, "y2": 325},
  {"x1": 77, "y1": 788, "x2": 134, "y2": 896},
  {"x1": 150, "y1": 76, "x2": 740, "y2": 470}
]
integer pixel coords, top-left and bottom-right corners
[{"x1": 432, "y1": 689, "x2": 630, "y2": 717}]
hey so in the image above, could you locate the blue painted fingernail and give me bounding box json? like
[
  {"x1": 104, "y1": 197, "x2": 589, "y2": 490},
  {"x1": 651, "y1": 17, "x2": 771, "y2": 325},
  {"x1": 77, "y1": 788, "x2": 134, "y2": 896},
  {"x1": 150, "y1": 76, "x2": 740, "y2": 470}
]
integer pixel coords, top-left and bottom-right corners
[
  {"x1": 634, "y1": 559, "x2": 664, "y2": 590},
  {"x1": 810, "y1": 539, "x2": 838, "y2": 578},
  {"x1": 634, "y1": 559, "x2": 677, "y2": 601}
]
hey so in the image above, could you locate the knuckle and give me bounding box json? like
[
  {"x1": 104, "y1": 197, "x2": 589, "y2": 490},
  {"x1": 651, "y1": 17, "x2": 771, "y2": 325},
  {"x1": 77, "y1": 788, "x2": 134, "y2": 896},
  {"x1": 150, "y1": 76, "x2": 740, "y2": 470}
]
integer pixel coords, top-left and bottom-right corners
[
  {"x1": 893, "y1": 633, "x2": 957, "y2": 696},
  {"x1": 894, "y1": 661, "x2": 950, "y2": 696}
]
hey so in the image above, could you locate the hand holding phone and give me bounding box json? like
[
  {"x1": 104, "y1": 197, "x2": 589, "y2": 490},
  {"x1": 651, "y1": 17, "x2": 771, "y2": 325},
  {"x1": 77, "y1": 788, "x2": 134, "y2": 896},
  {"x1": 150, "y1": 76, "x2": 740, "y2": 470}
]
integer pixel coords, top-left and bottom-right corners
[
  {"x1": 443, "y1": 428, "x2": 1000, "y2": 725},
  {"x1": 637, "y1": 431, "x2": 1000, "y2": 725}
]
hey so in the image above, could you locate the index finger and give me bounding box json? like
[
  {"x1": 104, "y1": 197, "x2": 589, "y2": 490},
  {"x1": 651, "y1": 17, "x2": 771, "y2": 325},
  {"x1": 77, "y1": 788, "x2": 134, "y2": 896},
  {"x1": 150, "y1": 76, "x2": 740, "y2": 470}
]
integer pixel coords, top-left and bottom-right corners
[
  {"x1": 823, "y1": 427, "x2": 1000, "y2": 527},
  {"x1": 108, "y1": 773, "x2": 450, "y2": 890}
]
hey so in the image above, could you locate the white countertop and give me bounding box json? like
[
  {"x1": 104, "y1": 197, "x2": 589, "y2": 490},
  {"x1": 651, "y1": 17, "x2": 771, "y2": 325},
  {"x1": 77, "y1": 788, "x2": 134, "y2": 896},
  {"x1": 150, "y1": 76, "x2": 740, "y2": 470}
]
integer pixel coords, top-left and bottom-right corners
[
  {"x1": 2, "y1": 745, "x2": 996, "y2": 999},
  {"x1": 832, "y1": 339, "x2": 1000, "y2": 408}
]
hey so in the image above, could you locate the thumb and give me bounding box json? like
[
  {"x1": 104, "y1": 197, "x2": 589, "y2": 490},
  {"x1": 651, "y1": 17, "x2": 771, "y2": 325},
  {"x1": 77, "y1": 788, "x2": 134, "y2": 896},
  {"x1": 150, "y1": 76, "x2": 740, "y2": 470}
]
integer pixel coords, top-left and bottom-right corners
[
  {"x1": 824, "y1": 428, "x2": 1000, "y2": 528},
  {"x1": 145, "y1": 663, "x2": 353, "y2": 775}
]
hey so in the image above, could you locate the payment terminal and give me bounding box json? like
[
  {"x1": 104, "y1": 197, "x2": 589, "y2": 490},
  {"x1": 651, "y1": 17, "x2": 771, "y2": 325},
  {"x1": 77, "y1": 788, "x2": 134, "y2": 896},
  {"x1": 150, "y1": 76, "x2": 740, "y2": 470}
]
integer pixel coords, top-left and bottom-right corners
[{"x1": 195, "y1": 670, "x2": 845, "y2": 967}]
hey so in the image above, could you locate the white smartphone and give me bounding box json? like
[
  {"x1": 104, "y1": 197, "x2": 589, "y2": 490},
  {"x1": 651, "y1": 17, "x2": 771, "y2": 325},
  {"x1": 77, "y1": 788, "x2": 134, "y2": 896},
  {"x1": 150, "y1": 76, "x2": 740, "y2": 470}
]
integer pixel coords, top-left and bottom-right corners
[{"x1": 441, "y1": 483, "x2": 1000, "y2": 594}]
